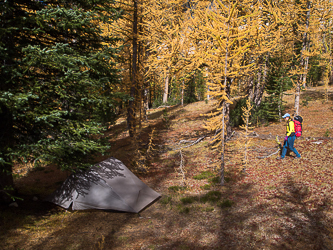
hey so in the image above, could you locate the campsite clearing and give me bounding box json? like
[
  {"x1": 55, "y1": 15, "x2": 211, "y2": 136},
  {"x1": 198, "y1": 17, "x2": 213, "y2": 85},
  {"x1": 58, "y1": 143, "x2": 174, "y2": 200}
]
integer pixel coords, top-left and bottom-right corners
[{"x1": 1, "y1": 87, "x2": 333, "y2": 249}]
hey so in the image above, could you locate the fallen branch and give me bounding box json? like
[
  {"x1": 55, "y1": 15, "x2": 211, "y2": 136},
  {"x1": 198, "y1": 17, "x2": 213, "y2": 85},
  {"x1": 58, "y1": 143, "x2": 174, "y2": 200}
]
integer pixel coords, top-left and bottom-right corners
[
  {"x1": 177, "y1": 139, "x2": 196, "y2": 144},
  {"x1": 155, "y1": 105, "x2": 171, "y2": 109},
  {"x1": 257, "y1": 148, "x2": 280, "y2": 159},
  {"x1": 303, "y1": 136, "x2": 333, "y2": 140},
  {"x1": 179, "y1": 150, "x2": 186, "y2": 186},
  {"x1": 257, "y1": 135, "x2": 281, "y2": 159},
  {"x1": 173, "y1": 135, "x2": 207, "y2": 151}
]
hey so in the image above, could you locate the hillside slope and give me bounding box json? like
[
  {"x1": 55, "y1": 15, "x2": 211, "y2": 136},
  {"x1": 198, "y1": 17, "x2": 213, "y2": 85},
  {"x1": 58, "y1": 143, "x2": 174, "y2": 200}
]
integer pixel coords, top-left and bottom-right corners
[{"x1": 1, "y1": 87, "x2": 333, "y2": 250}]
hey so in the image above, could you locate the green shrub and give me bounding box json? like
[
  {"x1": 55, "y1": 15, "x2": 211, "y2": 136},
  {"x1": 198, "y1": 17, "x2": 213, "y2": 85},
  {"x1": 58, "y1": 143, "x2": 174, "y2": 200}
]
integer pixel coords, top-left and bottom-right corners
[
  {"x1": 208, "y1": 176, "x2": 221, "y2": 184},
  {"x1": 218, "y1": 199, "x2": 234, "y2": 208},
  {"x1": 178, "y1": 206, "x2": 190, "y2": 214},
  {"x1": 193, "y1": 171, "x2": 214, "y2": 180},
  {"x1": 180, "y1": 196, "x2": 197, "y2": 204},
  {"x1": 302, "y1": 96, "x2": 312, "y2": 107},
  {"x1": 152, "y1": 99, "x2": 163, "y2": 109},
  {"x1": 201, "y1": 191, "x2": 222, "y2": 203},
  {"x1": 200, "y1": 184, "x2": 211, "y2": 190},
  {"x1": 204, "y1": 207, "x2": 214, "y2": 212},
  {"x1": 225, "y1": 176, "x2": 232, "y2": 183},
  {"x1": 160, "y1": 196, "x2": 172, "y2": 205},
  {"x1": 168, "y1": 186, "x2": 187, "y2": 192},
  {"x1": 324, "y1": 129, "x2": 331, "y2": 137}
]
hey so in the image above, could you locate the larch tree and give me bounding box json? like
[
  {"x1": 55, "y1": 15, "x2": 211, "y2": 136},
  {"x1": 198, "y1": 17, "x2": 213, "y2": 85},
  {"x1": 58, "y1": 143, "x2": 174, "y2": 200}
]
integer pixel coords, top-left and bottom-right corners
[
  {"x1": 193, "y1": 0, "x2": 263, "y2": 184},
  {"x1": 143, "y1": 0, "x2": 200, "y2": 105},
  {"x1": 277, "y1": 0, "x2": 314, "y2": 115},
  {"x1": 311, "y1": 0, "x2": 333, "y2": 102},
  {"x1": 294, "y1": 0, "x2": 312, "y2": 115}
]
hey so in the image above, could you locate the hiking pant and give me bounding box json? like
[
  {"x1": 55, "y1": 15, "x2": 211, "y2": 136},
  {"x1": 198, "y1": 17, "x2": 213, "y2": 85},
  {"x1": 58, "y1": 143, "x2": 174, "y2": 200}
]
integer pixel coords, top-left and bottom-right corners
[{"x1": 281, "y1": 135, "x2": 301, "y2": 158}]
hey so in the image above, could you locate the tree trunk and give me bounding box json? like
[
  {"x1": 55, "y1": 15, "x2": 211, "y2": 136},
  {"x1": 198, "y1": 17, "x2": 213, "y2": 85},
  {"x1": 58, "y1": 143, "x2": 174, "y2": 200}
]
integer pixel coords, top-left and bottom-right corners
[
  {"x1": 0, "y1": 3, "x2": 15, "y2": 203},
  {"x1": 279, "y1": 84, "x2": 283, "y2": 122},
  {"x1": 163, "y1": 73, "x2": 169, "y2": 103},
  {"x1": 220, "y1": 101, "x2": 226, "y2": 186},
  {"x1": 248, "y1": 75, "x2": 254, "y2": 101},
  {"x1": 302, "y1": 1, "x2": 311, "y2": 89},
  {"x1": 127, "y1": 0, "x2": 138, "y2": 137},
  {"x1": 0, "y1": 163, "x2": 13, "y2": 204},
  {"x1": 295, "y1": 1, "x2": 311, "y2": 115},
  {"x1": 181, "y1": 80, "x2": 184, "y2": 106},
  {"x1": 255, "y1": 54, "x2": 269, "y2": 107},
  {"x1": 252, "y1": 60, "x2": 262, "y2": 104},
  {"x1": 207, "y1": 85, "x2": 210, "y2": 101},
  {"x1": 143, "y1": 86, "x2": 149, "y2": 121},
  {"x1": 0, "y1": 105, "x2": 14, "y2": 203},
  {"x1": 294, "y1": 82, "x2": 300, "y2": 116},
  {"x1": 225, "y1": 78, "x2": 232, "y2": 137},
  {"x1": 252, "y1": 53, "x2": 269, "y2": 107},
  {"x1": 220, "y1": 17, "x2": 231, "y2": 186}
]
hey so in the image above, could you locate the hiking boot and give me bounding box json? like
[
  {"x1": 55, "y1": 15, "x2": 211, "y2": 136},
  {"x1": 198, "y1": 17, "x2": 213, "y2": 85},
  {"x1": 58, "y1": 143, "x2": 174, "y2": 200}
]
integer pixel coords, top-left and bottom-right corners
[{"x1": 276, "y1": 157, "x2": 284, "y2": 160}]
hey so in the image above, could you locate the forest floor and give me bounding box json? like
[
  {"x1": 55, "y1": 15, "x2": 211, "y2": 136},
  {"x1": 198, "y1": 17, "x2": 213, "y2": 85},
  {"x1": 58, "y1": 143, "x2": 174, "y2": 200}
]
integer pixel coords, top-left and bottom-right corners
[{"x1": 1, "y1": 86, "x2": 333, "y2": 250}]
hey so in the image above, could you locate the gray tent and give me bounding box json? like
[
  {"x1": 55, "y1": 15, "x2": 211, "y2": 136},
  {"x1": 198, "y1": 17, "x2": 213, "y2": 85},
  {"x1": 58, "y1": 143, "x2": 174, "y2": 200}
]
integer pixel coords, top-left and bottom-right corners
[{"x1": 46, "y1": 157, "x2": 160, "y2": 213}]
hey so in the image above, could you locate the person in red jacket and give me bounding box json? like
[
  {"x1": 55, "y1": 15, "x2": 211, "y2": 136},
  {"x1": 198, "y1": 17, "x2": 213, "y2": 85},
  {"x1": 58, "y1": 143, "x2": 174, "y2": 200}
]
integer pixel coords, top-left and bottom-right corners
[{"x1": 277, "y1": 113, "x2": 301, "y2": 160}]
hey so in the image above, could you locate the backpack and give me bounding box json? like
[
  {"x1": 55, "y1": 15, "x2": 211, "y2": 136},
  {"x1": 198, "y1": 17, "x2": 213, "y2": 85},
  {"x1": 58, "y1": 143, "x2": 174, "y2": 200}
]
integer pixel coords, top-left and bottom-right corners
[{"x1": 293, "y1": 115, "x2": 303, "y2": 137}]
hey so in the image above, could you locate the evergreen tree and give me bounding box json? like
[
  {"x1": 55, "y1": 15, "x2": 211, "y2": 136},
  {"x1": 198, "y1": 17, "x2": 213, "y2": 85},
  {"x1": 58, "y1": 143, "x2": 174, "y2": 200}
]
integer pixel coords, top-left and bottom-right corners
[
  {"x1": 263, "y1": 57, "x2": 294, "y2": 122},
  {"x1": 0, "y1": 0, "x2": 123, "y2": 202}
]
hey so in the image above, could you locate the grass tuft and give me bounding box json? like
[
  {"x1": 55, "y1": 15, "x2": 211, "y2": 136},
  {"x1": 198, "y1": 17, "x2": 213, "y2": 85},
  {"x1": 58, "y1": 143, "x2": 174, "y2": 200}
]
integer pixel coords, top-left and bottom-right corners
[
  {"x1": 218, "y1": 199, "x2": 234, "y2": 208},
  {"x1": 204, "y1": 207, "x2": 214, "y2": 212},
  {"x1": 180, "y1": 196, "x2": 197, "y2": 204},
  {"x1": 178, "y1": 206, "x2": 190, "y2": 214},
  {"x1": 201, "y1": 191, "x2": 222, "y2": 203},
  {"x1": 200, "y1": 184, "x2": 211, "y2": 190},
  {"x1": 193, "y1": 171, "x2": 214, "y2": 180},
  {"x1": 168, "y1": 185, "x2": 187, "y2": 192},
  {"x1": 160, "y1": 196, "x2": 172, "y2": 205},
  {"x1": 208, "y1": 176, "x2": 221, "y2": 184}
]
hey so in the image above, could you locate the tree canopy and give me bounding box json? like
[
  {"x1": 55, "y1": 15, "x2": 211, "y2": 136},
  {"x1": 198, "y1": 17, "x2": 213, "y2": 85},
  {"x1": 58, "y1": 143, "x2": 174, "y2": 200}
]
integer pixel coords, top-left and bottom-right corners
[{"x1": 0, "y1": 0, "x2": 125, "y2": 200}]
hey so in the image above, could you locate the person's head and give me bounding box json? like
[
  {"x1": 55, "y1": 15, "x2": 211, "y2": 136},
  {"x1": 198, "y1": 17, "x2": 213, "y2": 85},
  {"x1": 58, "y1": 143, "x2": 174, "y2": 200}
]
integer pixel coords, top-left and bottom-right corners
[{"x1": 282, "y1": 113, "x2": 290, "y2": 121}]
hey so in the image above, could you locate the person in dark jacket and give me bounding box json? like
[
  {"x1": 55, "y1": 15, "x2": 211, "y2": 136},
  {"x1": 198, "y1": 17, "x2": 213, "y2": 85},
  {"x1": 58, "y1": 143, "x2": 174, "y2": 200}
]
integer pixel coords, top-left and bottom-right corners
[{"x1": 277, "y1": 113, "x2": 301, "y2": 160}]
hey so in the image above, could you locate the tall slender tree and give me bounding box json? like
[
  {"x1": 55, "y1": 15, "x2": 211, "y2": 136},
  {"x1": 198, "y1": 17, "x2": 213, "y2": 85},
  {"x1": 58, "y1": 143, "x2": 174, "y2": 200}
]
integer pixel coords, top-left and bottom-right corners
[{"x1": 194, "y1": 0, "x2": 262, "y2": 184}]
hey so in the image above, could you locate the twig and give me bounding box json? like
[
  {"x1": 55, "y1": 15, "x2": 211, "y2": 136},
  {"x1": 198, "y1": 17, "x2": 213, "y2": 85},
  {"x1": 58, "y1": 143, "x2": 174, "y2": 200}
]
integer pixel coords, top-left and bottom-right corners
[
  {"x1": 211, "y1": 130, "x2": 236, "y2": 144},
  {"x1": 226, "y1": 130, "x2": 236, "y2": 142},
  {"x1": 214, "y1": 129, "x2": 221, "y2": 137}
]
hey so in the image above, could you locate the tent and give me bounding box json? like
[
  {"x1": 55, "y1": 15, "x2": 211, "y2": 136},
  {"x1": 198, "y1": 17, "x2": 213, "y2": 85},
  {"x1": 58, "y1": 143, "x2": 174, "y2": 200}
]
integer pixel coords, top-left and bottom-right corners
[{"x1": 46, "y1": 157, "x2": 160, "y2": 213}]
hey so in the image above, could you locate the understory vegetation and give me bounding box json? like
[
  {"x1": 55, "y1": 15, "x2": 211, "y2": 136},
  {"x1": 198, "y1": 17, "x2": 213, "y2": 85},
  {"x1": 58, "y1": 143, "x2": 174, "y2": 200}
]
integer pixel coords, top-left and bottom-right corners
[{"x1": 1, "y1": 88, "x2": 333, "y2": 249}]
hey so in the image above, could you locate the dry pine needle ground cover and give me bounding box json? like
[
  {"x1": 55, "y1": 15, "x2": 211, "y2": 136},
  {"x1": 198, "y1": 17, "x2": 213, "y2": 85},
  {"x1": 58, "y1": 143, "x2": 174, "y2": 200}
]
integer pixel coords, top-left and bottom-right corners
[{"x1": 1, "y1": 86, "x2": 333, "y2": 250}]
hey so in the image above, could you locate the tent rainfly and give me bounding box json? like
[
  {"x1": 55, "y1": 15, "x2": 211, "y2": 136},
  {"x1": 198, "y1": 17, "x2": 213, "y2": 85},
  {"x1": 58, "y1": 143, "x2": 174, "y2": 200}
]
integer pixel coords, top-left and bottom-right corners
[{"x1": 46, "y1": 157, "x2": 160, "y2": 213}]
